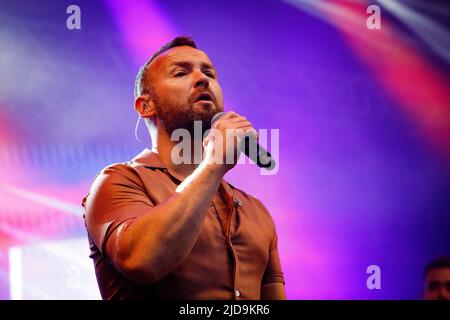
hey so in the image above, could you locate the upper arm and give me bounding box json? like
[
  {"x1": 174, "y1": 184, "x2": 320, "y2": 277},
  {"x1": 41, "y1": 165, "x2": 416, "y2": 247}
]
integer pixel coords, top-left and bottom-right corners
[
  {"x1": 249, "y1": 196, "x2": 286, "y2": 299},
  {"x1": 261, "y1": 282, "x2": 286, "y2": 300},
  {"x1": 83, "y1": 164, "x2": 154, "y2": 258},
  {"x1": 261, "y1": 233, "x2": 286, "y2": 299}
]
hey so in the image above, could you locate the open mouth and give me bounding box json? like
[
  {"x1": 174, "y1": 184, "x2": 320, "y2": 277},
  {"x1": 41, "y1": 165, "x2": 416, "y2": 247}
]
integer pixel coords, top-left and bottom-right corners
[{"x1": 194, "y1": 92, "x2": 214, "y2": 103}]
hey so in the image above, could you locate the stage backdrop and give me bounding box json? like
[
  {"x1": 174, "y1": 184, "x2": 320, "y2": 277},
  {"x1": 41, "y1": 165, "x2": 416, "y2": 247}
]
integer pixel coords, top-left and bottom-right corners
[{"x1": 0, "y1": 0, "x2": 449, "y2": 299}]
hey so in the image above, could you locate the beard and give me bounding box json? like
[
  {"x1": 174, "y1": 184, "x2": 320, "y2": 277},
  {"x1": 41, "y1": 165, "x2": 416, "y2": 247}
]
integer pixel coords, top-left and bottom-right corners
[{"x1": 154, "y1": 94, "x2": 218, "y2": 137}]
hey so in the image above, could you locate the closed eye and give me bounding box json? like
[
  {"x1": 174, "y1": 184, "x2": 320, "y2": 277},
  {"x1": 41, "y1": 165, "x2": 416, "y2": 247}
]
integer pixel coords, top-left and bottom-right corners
[
  {"x1": 204, "y1": 71, "x2": 216, "y2": 78},
  {"x1": 174, "y1": 71, "x2": 187, "y2": 77}
]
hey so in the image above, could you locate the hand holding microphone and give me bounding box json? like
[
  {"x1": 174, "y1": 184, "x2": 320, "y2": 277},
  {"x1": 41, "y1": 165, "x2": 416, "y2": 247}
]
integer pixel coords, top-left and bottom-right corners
[{"x1": 203, "y1": 111, "x2": 275, "y2": 172}]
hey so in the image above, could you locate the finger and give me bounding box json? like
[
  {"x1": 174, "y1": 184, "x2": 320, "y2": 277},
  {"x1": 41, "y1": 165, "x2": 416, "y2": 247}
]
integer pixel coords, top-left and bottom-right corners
[
  {"x1": 232, "y1": 121, "x2": 253, "y2": 129},
  {"x1": 213, "y1": 118, "x2": 251, "y2": 130},
  {"x1": 220, "y1": 111, "x2": 239, "y2": 121},
  {"x1": 225, "y1": 115, "x2": 248, "y2": 123},
  {"x1": 234, "y1": 127, "x2": 258, "y2": 139}
]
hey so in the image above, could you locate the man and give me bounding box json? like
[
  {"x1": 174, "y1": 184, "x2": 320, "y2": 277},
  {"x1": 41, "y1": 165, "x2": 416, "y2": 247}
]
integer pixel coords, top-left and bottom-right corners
[
  {"x1": 82, "y1": 36, "x2": 286, "y2": 300},
  {"x1": 422, "y1": 257, "x2": 450, "y2": 300}
]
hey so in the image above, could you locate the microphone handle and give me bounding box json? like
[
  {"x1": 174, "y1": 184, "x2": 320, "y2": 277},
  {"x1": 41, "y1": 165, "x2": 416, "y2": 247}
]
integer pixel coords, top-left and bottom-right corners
[{"x1": 242, "y1": 136, "x2": 275, "y2": 169}]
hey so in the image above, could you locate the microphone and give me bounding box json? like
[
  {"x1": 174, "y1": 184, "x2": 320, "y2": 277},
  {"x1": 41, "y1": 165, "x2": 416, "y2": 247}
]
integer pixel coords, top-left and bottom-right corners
[{"x1": 211, "y1": 112, "x2": 276, "y2": 170}]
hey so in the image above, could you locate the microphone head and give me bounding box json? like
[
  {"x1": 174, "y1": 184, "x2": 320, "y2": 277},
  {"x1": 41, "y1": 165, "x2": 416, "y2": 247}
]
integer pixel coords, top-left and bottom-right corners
[{"x1": 211, "y1": 111, "x2": 226, "y2": 125}]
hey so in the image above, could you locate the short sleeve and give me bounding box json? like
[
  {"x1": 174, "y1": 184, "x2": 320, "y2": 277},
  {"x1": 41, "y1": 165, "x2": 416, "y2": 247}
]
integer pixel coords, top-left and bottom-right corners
[{"x1": 82, "y1": 163, "x2": 154, "y2": 257}]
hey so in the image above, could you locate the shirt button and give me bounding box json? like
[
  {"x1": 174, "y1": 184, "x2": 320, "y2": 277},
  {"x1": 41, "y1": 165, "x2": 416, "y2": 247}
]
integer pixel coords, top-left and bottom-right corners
[{"x1": 235, "y1": 290, "x2": 241, "y2": 297}]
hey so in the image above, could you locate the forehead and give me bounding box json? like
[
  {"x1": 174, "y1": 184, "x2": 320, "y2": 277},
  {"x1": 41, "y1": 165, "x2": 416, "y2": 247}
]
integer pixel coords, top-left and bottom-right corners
[{"x1": 149, "y1": 46, "x2": 214, "y2": 72}]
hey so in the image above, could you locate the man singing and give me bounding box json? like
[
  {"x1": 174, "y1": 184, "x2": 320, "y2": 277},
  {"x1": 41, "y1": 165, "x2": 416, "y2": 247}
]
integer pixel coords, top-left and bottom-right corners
[{"x1": 82, "y1": 36, "x2": 286, "y2": 300}]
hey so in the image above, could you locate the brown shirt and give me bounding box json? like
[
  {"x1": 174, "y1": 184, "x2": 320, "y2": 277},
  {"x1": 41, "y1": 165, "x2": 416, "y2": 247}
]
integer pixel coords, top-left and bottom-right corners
[{"x1": 82, "y1": 149, "x2": 284, "y2": 299}]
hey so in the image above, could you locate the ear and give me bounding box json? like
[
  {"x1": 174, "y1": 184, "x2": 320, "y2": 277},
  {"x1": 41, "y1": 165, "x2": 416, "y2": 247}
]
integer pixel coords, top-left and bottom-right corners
[{"x1": 134, "y1": 95, "x2": 156, "y2": 119}]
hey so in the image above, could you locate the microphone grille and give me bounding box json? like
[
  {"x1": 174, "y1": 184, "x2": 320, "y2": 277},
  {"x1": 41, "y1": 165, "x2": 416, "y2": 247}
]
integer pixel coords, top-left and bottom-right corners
[{"x1": 211, "y1": 112, "x2": 226, "y2": 125}]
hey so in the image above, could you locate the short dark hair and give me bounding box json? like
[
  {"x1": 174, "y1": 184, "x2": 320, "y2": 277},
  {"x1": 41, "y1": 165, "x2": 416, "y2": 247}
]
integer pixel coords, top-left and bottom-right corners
[
  {"x1": 134, "y1": 36, "x2": 197, "y2": 98},
  {"x1": 424, "y1": 256, "x2": 450, "y2": 278}
]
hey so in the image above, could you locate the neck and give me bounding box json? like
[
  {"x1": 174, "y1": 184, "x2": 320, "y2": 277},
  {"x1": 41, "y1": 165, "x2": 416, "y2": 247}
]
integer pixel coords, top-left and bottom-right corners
[{"x1": 152, "y1": 124, "x2": 204, "y2": 181}]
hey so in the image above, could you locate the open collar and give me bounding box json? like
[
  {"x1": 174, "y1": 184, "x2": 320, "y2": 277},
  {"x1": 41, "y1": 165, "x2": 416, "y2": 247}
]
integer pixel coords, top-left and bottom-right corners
[
  {"x1": 131, "y1": 148, "x2": 166, "y2": 168},
  {"x1": 131, "y1": 149, "x2": 244, "y2": 208}
]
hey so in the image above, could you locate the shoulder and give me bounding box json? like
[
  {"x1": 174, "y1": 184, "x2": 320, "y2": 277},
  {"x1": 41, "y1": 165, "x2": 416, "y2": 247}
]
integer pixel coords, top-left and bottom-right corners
[
  {"x1": 99, "y1": 162, "x2": 134, "y2": 176},
  {"x1": 93, "y1": 149, "x2": 164, "y2": 182},
  {"x1": 92, "y1": 162, "x2": 143, "y2": 187},
  {"x1": 82, "y1": 162, "x2": 142, "y2": 207}
]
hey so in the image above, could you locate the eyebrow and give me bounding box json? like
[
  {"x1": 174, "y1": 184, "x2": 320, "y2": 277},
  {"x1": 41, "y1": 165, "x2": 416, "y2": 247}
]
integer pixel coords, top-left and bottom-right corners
[{"x1": 169, "y1": 61, "x2": 215, "y2": 71}]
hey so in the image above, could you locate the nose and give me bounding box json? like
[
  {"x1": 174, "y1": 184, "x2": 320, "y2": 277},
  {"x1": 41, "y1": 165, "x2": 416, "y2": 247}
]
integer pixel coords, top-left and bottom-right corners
[{"x1": 193, "y1": 70, "x2": 209, "y2": 89}]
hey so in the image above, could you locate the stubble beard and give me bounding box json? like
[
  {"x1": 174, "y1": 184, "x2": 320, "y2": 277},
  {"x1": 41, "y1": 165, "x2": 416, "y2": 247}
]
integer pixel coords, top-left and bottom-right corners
[{"x1": 154, "y1": 94, "x2": 217, "y2": 138}]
